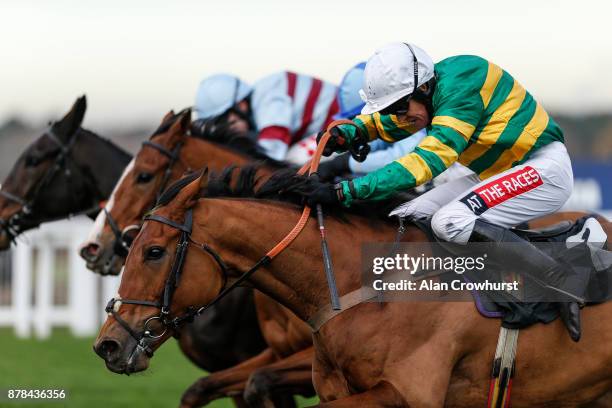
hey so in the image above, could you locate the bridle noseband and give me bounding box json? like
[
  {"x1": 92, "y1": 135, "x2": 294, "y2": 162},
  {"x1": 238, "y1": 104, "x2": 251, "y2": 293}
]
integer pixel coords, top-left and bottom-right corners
[
  {"x1": 104, "y1": 140, "x2": 185, "y2": 258},
  {"x1": 0, "y1": 127, "x2": 102, "y2": 241},
  {"x1": 105, "y1": 207, "x2": 271, "y2": 357}
]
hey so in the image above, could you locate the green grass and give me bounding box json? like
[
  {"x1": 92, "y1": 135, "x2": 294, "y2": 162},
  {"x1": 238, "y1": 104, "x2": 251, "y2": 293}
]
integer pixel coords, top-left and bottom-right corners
[{"x1": 0, "y1": 328, "x2": 317, "y2": 407}]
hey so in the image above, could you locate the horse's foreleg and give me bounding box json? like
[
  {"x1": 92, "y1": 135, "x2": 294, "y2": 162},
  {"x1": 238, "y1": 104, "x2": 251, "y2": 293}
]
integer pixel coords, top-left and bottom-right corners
[
  {"x1": 179, "y1": 348, "x2": 277, "y2": 408},
  {"x1": 243, "y1": 346, "x2": 315, "y2": 407},
  {"x1": 312, "y1": 381, "x2": 406, "y2": 408}
]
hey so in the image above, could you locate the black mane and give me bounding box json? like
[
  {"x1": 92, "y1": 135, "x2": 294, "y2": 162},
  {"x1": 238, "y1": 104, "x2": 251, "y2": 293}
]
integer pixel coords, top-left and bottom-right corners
[{"x1": 157, "y1": 165, "x2": 412, "y2": 224}]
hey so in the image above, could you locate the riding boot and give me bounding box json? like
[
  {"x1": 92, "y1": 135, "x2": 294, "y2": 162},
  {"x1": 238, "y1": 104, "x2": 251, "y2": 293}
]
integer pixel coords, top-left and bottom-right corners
[{"x1": 468, "y1": 219, "x2": 584, "y2": 342}]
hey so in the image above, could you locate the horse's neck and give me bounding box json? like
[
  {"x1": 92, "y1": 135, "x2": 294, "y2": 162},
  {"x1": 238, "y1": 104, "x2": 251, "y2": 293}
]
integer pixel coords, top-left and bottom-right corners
[
  {"x1": 184, "y1": 138, "x2": 251, "y2": 171},
  {"x1": 75, "y1": 130, "x2": 132, "y2": 198},
  {"x1": 196, "y1": 198, "x2": 398, "y2": 322}
]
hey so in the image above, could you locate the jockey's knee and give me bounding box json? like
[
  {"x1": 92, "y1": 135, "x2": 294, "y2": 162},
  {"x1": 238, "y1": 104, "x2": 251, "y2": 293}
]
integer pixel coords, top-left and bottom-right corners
[
  {"x1": 431, "y1": 203, "x2": 477, "y2": 244},
  {"x1": 390, "y1": 196, "x2": 440, "y2": 220}
]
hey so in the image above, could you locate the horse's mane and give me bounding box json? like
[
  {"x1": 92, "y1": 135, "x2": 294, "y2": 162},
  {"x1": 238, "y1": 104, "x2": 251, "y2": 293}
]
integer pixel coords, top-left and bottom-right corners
[{"x1": 156, "y1": 165, "x2": 412, "y2": 224}]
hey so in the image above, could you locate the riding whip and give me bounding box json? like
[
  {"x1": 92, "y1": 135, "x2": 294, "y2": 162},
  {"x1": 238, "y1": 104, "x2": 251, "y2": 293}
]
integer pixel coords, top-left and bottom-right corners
[{"x1": 316, "y1": 203, "x2": 341, "y2": 310}]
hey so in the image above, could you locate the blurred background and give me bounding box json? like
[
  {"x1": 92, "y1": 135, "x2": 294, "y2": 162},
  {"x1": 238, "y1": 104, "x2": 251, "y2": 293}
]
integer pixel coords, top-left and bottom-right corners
[{"x1": 0, "y1": 0, "x2": 610, "y2": 406}]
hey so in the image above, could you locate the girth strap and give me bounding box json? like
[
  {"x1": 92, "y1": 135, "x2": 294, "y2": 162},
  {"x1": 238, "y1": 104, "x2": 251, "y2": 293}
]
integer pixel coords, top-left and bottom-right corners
[{"x1": 307, "y1": 286, "x2": 379, "y2": 332}]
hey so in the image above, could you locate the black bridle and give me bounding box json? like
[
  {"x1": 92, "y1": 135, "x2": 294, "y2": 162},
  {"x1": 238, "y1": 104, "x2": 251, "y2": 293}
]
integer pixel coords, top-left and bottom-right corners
[
  {"x1": 0, "y1": 128, "x2": 102, "y2": 241},
  {"x1": 105, "y1": 208, "x2": 271, "y2": 357},
  {"x1": 104, "y1": 140, "x2": 185, "y2": 258}
]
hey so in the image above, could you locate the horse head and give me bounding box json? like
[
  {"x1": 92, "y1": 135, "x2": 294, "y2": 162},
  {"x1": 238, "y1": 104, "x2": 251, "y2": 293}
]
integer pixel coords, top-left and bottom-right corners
[
  {"x1": 94, "y1": 171, "x2": 226, "y2": 374},
  {"x1": 79, "y1": 108, "x2": 192, "y2": 275},
  {"x1": 0, "y1": 95, "x2": 112, "y2": 249}
]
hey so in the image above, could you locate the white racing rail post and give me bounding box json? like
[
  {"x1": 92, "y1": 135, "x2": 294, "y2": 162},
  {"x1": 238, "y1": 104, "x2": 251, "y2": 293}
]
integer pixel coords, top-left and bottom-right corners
[
  {"x1": 34, "y1": 240, "x2": 54, "y2": 338},
  {"x1": 12, "y1": 242, "x2": 32, "y2": 338},
  {"x1": 69, "y1": 233, "x2": 98, "y2": 336}
]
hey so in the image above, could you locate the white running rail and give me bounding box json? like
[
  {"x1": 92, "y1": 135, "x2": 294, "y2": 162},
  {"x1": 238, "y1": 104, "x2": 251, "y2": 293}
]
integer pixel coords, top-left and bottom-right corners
[{"x1": 0, "y1": 217, "x2": 120, "y2": 338}]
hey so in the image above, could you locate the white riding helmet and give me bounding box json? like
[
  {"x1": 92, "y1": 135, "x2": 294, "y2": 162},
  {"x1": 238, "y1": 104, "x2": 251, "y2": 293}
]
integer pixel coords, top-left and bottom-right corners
[
  {"x1": 359, "y1": 42, "x2": 435, "y2": 115},
  {"x1": 194, "y1": 74, "x2": 253, "y2": 120}
]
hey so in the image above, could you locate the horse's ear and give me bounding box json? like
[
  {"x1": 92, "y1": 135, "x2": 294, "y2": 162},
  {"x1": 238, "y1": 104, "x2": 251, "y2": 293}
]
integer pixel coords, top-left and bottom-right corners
[
  {"x1": 198, "y1": 167, "x2": 209, "y2": 191},
  {"x1": 179, "y1": 108, "x2": 192, "y2": 132},
  {"x1": 169, "y1": 108, "x2": 191, "y2": 135},
  {"x1": 53, "y1": 95, "x2": 87, "y2": 140},
  {"x1": 173, "y1": 169, "x2": 207, "y2": 210},
  {"x1": 165, "y1": 108, "x2": 191, "y2": 148},
  {"x1": 162, "y1": 110, "x2": 175, "y2": 123}
]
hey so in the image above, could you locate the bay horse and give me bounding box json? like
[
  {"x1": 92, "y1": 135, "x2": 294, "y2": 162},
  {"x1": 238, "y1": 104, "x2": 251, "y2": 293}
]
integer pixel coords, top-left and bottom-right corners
[
  {"x1": 94, "y1": 168, "x2": 612, "y2": 407},
  {"x1": 79, "y1": 108, "x2": 284, "y2": 276},
  {"x1": 80, "y1": 109, "x2": 313, "y2": 406},
  {"x1": 0, "y1": 96, "x2": 132, "y2": 250}
]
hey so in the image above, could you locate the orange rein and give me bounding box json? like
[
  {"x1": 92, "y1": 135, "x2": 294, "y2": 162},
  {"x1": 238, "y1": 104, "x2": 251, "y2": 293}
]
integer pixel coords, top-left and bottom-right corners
[{"x1": 265, "y1": 119, "x2": 354, "y2": 259}]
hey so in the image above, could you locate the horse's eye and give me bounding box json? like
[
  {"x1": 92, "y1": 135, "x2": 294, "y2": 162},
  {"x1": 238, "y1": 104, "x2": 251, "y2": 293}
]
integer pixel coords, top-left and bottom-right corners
[
  {"x1": 25, "y1": 156, "x2": 40, "y2": 167},
  {"x1": 136, "y1": 173, "x2": 154, "y2": 184},
  {"x1": 145, "y1": 246, "x2": 165, "y2": 261}
]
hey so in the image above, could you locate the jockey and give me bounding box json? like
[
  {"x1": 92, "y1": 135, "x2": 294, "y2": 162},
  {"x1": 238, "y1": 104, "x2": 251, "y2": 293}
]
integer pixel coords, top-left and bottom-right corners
[
  {"x1": 307, "y1": 42, "x2": 584, "y2": 341},
  {"x1": 193, "y1": 72, "x2": 339, "y2": 161}
]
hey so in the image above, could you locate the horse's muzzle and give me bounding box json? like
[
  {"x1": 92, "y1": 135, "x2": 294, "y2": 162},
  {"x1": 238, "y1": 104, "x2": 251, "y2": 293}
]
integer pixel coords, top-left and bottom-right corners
[{"x1": 94, "y1": 334, "x2": 150, "y2": 375}]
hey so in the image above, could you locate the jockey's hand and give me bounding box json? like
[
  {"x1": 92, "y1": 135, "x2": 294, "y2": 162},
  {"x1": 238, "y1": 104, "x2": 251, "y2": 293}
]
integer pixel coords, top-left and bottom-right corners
[
  {"x1": 317, "y1": 127, "x2": 350, "y2": 157},
  {"x1": 316, "y1": 153, "x2": 350, "y2": 182},
  {"x1": 288, "y1": 176, "x2": 343, "y2": 207},
  {"x1": 305, "y1": 184, "x2": 341, "y2": 207},
  {"x1": 191, "y1": 118, "x2": 208, "y2": 137}
]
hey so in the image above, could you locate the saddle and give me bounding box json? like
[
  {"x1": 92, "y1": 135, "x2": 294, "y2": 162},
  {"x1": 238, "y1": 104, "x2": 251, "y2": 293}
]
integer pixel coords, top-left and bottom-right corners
[{"x1": 413, "y1": 215, "x2": 611, "y2": 329}]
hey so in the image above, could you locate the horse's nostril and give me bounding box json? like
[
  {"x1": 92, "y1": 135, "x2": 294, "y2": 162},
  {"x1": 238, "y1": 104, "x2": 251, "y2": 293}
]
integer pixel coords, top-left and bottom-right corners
[
  {"x1": 95, "y1": 338, "x2": 121, "y2": 361},
  {"x1": 80, "y1": 243, "x2": 100, "y2": 262}
]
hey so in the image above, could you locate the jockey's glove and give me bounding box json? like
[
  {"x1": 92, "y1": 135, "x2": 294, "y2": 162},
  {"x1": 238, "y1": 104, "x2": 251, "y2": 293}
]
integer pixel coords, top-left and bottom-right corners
[
  {"x1": 288, "y1": 176, "x2": 346, "y2": 207},
  {"x1": 316, "y1": 153, "x2": 350, "y2": 182},
  {"x1": 317, "y1": 125, "x2": 365, "y2": 157},
  {"x1": 304, "y1": 183, "x2": 344, "y2": 207},
  {"x1": 191, "y1": 118, "x2": 208, "y2": 137}
]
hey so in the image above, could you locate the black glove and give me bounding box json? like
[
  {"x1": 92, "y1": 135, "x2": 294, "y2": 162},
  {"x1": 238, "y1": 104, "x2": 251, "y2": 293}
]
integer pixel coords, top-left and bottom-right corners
[
  {"x1": 191, "y1": 118, "x2": 209, "y2": 137},
  {"x1": 288, "y1": 176, "x2": 342, "y2": 207},
  {"x1": 316, "y1": 153, "x2": 350, "y2": 182},
  {"x1": 317, "y1": 127, "x2": 348, "y2": 157}
]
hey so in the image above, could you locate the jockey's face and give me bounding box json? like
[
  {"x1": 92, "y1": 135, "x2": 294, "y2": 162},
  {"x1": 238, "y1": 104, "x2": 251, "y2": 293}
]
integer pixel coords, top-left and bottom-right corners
[
  {"x1": 224, "y1": 100, "x2": 250, "y2": 136},
  {"x1": 395, "y1": 99, "x2": 430, "y2": 131},
  {"x1": 225, "y1": 111, "x2": 249, "y2": 136}
]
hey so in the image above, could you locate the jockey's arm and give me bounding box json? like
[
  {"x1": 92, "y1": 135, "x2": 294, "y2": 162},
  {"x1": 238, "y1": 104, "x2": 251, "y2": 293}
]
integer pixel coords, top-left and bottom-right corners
[
  {"x1": 337, "y1": 112, "x2": 422, "y2": 145},
  {"x1": 338, "y1": 123, "x2": 469, "y2": 205},
  {"x1": 252, "y1": 83, "x2": 293, "y2": 161}
]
